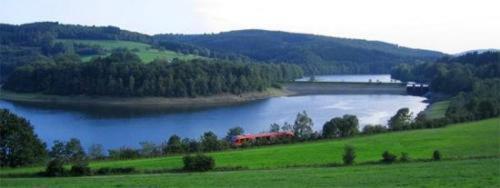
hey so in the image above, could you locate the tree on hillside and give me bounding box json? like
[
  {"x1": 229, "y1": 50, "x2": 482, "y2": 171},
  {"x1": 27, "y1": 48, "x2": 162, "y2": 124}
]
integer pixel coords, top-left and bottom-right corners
[
  {"x1": 388, "y1": 108, "x2": 413, "y2": 131},
  {"x1": 293, "y1": 111, "x2": 314, "y2": 140},
  {"x1": 88, "y1": 144, "x2": 105, "y2": 160},
  {"x1": 281, "y1": 122, "x2": 293, "y2": 132},
  {"x1": 269, "y1": 123, "x2": 281, "y2": 132},
  {"x1": 338, "y1": 115, "x2": 359, "y2": 137},
  {"x1": 0, "y1": 109, "x2": 47, "y2": 167},
  {"x1": 343, "y1": 145, "x2": 356, "y2": 165},
  {"x1": 225, "y1": 127, "x2": 244, "y2": 141},
  {"x1": 164, "y1": 135, "x2": 183, "y2": 154},
  {"x1": 139, "y1": 141, "x2": 160, "y2": 157},
  {"x1": 49, "y1": 138, "x2": 86, "y2": 163},
  {"x1": 201, "y1": 131, "x2": 221, "y2": 152},
  {"x1": 322, "y1": 115, "x2": 359, "y2": 138}
]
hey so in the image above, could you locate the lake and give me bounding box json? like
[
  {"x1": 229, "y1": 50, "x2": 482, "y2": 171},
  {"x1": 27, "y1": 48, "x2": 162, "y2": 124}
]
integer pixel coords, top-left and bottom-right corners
[
  {"x1": 296, "y1": 74, "x2": 401, "y2": 83},
  {"x1": 0, "y1": 94, "x2": 427, "y2": 151}
]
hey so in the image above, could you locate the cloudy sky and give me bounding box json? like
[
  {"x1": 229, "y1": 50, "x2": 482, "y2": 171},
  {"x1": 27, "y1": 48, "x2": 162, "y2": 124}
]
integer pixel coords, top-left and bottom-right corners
[{"x1": 1, "y1": 0, "x2": 499, "y2": 53}]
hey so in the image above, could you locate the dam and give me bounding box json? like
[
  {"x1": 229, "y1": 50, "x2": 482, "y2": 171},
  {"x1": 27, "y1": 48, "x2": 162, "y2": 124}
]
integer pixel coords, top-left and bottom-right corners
[{"x1": 285, "y1": 82, "x2": 410, "y2": 95}]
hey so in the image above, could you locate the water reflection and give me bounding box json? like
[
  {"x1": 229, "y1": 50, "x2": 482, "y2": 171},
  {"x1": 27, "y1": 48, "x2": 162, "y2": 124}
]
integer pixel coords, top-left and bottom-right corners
[{"x1": 0, "y1": 94, "x2": 427, "y2": 150}]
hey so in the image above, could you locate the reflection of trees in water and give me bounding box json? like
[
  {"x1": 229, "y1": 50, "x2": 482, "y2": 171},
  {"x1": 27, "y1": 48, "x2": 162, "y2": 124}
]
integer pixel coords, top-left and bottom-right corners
[{"x1": 5, "y1": 100, "x2": 260, "y2": 119}]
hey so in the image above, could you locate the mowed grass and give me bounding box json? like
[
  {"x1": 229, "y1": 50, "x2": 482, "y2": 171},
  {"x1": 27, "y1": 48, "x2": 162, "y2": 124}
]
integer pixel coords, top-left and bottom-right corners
[
  {"x1": 57, "y1": 39, "x2": 203, "y2": 62},
  {"x1": 1, "y1": 158, "x2": 498, "y2": 187},
  {"x1": 424, "y1": 100, "x2": 450, "y2": 119},
  {"x1": 1, "y1": 118, "x2": 499, "y2": 176}
]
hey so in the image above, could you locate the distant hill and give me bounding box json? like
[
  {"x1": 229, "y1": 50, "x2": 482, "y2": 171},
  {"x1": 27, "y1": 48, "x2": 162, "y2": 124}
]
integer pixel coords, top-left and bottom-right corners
[
  {"x1": 0, "y1": 22, "x2": 202, "y2": 82},
  {"x1": 154, "y1": 29, "x2": 445, "y2": 74},
  {"x1": 1, "y1": 22, "x2": 446, "y2": 79},
  {"x1": 453, "y1": 49, "x2": 500, "y2": 57}
]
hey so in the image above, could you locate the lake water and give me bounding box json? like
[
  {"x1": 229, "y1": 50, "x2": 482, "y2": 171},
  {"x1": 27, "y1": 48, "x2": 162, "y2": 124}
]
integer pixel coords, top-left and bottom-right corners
[
  {"x1": 296, "y1": 74, "x2": 401, "y2": 83},
  {"x1": 0, "y1": 94, "x2": 427, "y2": 151}
]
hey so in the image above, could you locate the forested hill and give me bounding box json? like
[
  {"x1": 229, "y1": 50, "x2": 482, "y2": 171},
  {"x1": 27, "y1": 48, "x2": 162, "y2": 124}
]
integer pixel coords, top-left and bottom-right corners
[
  {"x1": 154, "y1": 29, "x2": 445, "y2": 74},
  {"x1": 0, "y1": 22, "x2": 151, "y2": 44}
]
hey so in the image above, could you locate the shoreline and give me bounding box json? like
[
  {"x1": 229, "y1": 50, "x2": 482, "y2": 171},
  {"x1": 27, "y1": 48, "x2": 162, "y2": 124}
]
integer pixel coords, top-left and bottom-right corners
[
  {"x1": 1, "y1": 82, "x2": 417, "y2": 108},
  {"x1": 0, "y1": 88, "x2": 289, "y2": 109}
]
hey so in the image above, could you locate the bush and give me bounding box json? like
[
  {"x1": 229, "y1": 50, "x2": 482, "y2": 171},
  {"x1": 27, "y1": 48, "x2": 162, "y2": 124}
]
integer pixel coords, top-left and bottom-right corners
[
  {"x1": 433, "y1": 150, "x2": 441, "y2": 161},
  {"x1": 45, "y1": 159, "x2": 66, "y2": 177},
  {"x1": 183, "y1": 154, "x2": 215, "y2": 172},
  {"x1": 70, "y1": 161, "x2": 92, "y2": 176},
  {"x1": 342, "y1": 145, "x2": 356, "y2": 165},
  {"x1": 381, "y1": 151, "x2": 397, "y2": 163},
  {"x1": 400, "y1": 152, "x2": 410, "y2": 162}
]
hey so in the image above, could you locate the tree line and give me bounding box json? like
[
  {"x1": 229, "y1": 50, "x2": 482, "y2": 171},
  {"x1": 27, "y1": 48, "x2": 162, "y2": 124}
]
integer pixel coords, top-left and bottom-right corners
[
  {"x1": 4, "y1": 50, "x2": 303, "y2": 97},
  {"x1": 391, "y1": 51, "x2": 500, "y2": 122}
]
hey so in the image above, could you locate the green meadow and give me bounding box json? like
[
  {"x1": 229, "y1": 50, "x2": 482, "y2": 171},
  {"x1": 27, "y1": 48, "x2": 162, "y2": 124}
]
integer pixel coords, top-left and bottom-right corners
[
  {"x1": 1, "y1": 158, "x2": 498, "y2": 188},
  {"x1": 424, "y1": 100, "x2": 450, "y2": 119},
  {"x1": 56, "y1": 39, "x2": 204, "y2": 62}
]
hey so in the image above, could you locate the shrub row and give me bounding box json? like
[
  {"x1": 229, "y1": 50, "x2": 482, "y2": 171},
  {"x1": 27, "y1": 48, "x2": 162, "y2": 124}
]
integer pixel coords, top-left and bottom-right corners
[
  {"x1": 342, "y1": 146, "x2": 442, "y2": 165},
  {"x1": 45, "y1": 159, "x2": 136, "y2": 177}
]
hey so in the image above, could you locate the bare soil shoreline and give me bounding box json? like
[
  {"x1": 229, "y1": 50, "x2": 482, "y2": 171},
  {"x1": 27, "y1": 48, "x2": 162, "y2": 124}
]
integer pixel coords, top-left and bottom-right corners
[
  {"x1": 0, "y1": 88, "x2": 288, "y2": 109},
  {"x1": 0, "y1": 82, "x2": 410, "y2": 109}
]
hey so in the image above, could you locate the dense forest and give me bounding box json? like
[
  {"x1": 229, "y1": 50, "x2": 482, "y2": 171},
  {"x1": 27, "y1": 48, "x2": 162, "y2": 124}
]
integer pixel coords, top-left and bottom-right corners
[
  {"x1": 3, "y1": 50, "x2": 303, "y2": 97},
  {"x1": 0, "y1": 22, "x2": 151, "y2": 82},
  {"x1": 391, "y1": 51, "x2": 500, "y2": 122},
  {"x1": 154, "y1": 30, "x2": 445, "y2": 74}
]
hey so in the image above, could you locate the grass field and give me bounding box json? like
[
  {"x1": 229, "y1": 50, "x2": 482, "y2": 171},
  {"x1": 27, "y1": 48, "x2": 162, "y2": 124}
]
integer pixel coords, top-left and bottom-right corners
[
  {"x1": 424, "y1": 100, "x2": 450, "y2": 119},
  {"x1": 1, "y1": 158, "x2": 498, "y2": 187},
  {"x1": 57, "y1": 39, "x2": 204, "y2": 62},
  {"x1": 1, "y1": 118, "x2": 499, "y2": 176}
]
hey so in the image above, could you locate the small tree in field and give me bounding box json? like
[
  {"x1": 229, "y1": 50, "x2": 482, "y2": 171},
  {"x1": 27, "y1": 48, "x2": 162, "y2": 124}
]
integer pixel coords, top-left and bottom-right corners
[
  {"x1": 183, "y1": 154, "x2": 215, "y2": 172},
  {"x1": 343, "y1": 145, "x2": 356, "y2": 165},
  {"x1": 70, "y1": 161, "x2": 91, "y2": 176},
  {"x1": 433, "y1": 150, "x2": 441, "y2": 161},
  {"x1": 45, "y1": 158, "x2": 65, "y2": 177},
  {"x1": 381, "y1": 151, "x2": 397, "y2": 163},
  {"x1": 400, "y1": 152, "x2": 410, "y2": 162}
]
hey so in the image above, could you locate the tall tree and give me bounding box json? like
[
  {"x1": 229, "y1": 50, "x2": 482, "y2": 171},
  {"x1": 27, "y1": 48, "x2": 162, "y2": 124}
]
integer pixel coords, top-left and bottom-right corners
[
  {"x1": 388, "y1": 108, "x2": 413, "y2": 131},
  {"x1": 200, "y1": 131, "x2": 221, "y2": 152},
  {"x1": 293, "y1": 111, "x2": 314, "y2": 139},
  {"x1": 164, "y1": 135, "x2": 183, "y2": 154},
  {"x1": 0, "y1": 109, "x2": 47, "y2": 167}
]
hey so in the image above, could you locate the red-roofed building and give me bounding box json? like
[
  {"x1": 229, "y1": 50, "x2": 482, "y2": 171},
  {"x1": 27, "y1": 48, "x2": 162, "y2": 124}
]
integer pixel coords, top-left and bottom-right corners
[{"x1": 232, "y1": 131, "x2": 294, "y2": 146}]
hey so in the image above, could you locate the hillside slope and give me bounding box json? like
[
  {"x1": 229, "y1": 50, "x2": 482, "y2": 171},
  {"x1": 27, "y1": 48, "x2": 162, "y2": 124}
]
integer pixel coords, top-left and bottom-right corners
[
  {"x1": 155, "y1": 30, "x2": 445, "y2": 74},
  {"x1": 57, "y1": 39, "x2": 203, "y2": 62}
]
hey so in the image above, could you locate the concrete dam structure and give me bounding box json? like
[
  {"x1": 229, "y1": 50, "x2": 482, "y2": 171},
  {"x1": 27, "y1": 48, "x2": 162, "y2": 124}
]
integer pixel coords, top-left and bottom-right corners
[{"x1": 284, "y1": 82, "x2": 412, "y2": 95}]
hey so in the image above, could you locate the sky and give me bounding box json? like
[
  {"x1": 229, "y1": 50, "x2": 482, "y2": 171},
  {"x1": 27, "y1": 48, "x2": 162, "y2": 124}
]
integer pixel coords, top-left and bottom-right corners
[{"x1": 1, "y1": 0, "x2": 499, "y2": 54}]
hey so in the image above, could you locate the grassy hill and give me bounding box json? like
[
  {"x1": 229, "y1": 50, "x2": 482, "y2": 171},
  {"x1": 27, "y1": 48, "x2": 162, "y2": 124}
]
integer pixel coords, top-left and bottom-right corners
[
  {"x1": 57, "y1": 39, "x2": 204, "y2": 62},
  {"x1": 2, "y1": 118, "x2": 498, "y2": 176}
]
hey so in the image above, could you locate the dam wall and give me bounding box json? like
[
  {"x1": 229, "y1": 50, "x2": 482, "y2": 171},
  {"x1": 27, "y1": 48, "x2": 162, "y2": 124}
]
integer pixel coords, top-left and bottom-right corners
[{"x1": 284, "y1": 82, "x2": 407, "y2": 95}]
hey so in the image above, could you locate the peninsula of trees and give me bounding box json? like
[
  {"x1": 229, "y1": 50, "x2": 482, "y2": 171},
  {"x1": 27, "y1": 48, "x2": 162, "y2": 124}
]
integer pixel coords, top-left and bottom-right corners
[{"x1": 4, "y1": 50, "x2": 303, "y2": 97}]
